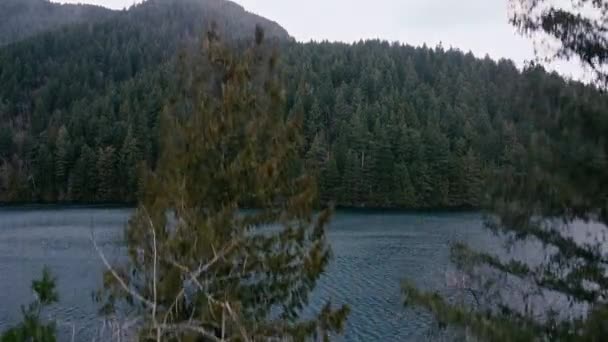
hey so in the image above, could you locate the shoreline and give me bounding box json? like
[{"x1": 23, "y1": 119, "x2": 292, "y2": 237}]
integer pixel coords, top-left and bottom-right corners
[{"x1": 0, "y1": 202, "x2": 482, "y2": 213}]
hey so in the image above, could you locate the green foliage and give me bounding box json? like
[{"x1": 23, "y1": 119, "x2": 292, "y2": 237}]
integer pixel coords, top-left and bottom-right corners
[
  {"x1": 0, "y1": 0, "x2": 289, "y2": 203},
  {"x1": 403, "y1": 72, "x2": 608, "y2": 340},
  {"x1": 1, "y1": 0, "x2": 605, "y2": 209},
  {"x1": 1, "y1": 267, "x2": 58, "y2": 342},
  {"x1": 403, "y1": 2, "x2": 608, "y2": 340},
  {"x1": 509, "y1": 0, "x2": 608, "y2": 87},
  {"x1": 96, "y1": 29, "x2": 349, "y2": 341}
]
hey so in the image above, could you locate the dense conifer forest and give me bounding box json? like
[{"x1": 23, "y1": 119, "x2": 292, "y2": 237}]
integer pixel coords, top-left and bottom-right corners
[{"x1": 0, "y1": 0, "x2": 605, "y2": 209}]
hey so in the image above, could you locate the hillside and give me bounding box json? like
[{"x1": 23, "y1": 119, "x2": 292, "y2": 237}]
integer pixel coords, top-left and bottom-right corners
[
  {"x1": 0, "y1": 0, "x2": 290, "y2": 130},
  {"x1": 0, "y1": 0, "x2": 605, "y2": 208},
  {"x1": 0, "y1": 0, "x2": 115, "y2": 46}
]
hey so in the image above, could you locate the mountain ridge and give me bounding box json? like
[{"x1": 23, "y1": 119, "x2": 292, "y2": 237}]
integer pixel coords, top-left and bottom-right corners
[
  {"x1": 0, "y1": 0, "x2": 292, "y2": 47},
  {"x1": 0, "y1": 0, "x2": 115, "y2": 46}
]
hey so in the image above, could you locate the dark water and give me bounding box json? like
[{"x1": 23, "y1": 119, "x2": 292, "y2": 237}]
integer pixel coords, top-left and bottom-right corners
[{"x1": 0, "y1": 207, "x2": 492, "y2": 341}]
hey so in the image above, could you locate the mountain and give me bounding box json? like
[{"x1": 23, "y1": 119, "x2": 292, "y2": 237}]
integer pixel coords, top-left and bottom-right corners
[
  {"x1": 0, "y1": 0, "x2": 114, "y2": 46},
  {"x1": 1, "y1": 0, "x2": 290, "y2": 47},
  {"x1": 0, "y1": 0, "x2": 605, "y2": 208},
  {"x1": 0, "y1": 0, "x2": 292, "y2": 202},
  {"x1": 0, "y1": 0, "x2": 291, "y2": 130}
]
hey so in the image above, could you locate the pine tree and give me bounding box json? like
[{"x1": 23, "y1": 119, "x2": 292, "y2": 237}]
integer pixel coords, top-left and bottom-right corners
[
  {"x1": 403, "y1": 2, "x2": 608, "y2": 340},
  {"x1": 119, "y1": 130, "x2": 140, "y2": 201},
  {"x1": 80, "y1": 145, "x2": 97, "y2": 201},
  {"x1": 510, "y1": 0, "x2": 608, "y2": 86},
  {"x1": 447, "y1": 138, "x2": 467, "y2": 207},
  {"x1": 33, "y1": 141, "x2": 54, "y2": 201},
  {"x1": 333, "y1": 84, "x2": 352, "y2": 128},
  {"x1": 305, "y1": 133, "x2": 328, "y2": 173},
  {"x1": 95, "y1": 146, "x2": 116, "y2": 202},
  {"x1": 304, "y1": 100, "x2": 323, "y2": 149},
  {"x1": 321, "y1": 155, "x2": 342, "y2": 205},
  {"x1": 95, "y1": 28, "x2": 349, "y2": 340},
  {"x1": 68, "y1": 152, "x2": 86, "y2": 201},
  {"x1": 54, "y1": 125, "x2": 70, "y2": 200},
  {"x1": 423, "y1": 124, "x2": 450, "y2": 207},
  {"x1": 341, "y1": 150, "x2": 360, "y2": 206},
  {"x1": 394, "y1": 162, "x2": 416, "y2": 208},
  {"x1": 462, "y1": 148, "x2": 483, "y2": 207},
  {"x1": 371, "y1": 128, "x2": 395, "y2": 206},
  {"x1": 1, "y1": 267, "x2": 59, "y2": 342}
]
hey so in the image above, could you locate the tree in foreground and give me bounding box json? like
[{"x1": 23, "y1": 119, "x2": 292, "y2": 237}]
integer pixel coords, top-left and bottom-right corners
[
  {"x1": 403, "y1": 0, "x2": 608, "y2": 340},
  {"x1": 95, "y1": 27, "x2": 349, "y2": 341},
  {"x1": 509, "y1": 0, "x2": 608, "y2": 87},
  {"x1": 1, "y1": 267, "x2": 58, "y2": 342}
]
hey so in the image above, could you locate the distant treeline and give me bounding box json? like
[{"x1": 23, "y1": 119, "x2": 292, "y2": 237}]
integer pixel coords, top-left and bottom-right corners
[{"x1": 1, "y1": 0, "x2": 605, "y2": 209}]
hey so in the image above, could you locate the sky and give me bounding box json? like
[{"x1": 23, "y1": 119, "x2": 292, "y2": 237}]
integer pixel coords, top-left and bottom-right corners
[{"x1": 54, "y1": 0, "x2": 586, "y2": 80}]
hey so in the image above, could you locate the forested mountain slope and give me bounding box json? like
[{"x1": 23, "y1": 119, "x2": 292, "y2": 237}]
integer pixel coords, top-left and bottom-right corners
[
  {"x1": 0, "y1": 0, "x2": 115, "y2": 46},
  {"x1": 0, "y1": 0, "x2": 605, "y2": 208},
  {"x1": 282, "y1": 42, "x2": 607, "y2": 208},
  {"x1": 0, "y1": 0, "x2": 290, "y2": 131}
]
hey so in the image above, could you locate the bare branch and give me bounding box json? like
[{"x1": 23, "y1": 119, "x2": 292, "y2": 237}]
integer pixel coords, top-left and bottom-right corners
[
  {"x1": 140, "y1": 206, "x2": 161, "y2": 342},
  {"x1": 221, "y1": 307, "x2": 226, "y2": 341},
  {"x1": 163, "y1": 237, "x2": 239, "y2": 326},
  {"x1": 91, "y1": 229, "x2": 155, "y2": 309},
  {"x1": 157, "y1": 323, "x2": 222, "y2": 342},
  {"x1": 225, "y1": 302, "x2": 250, "y2": 342},
  {"x1": 170, "y1": 255, "x2": 251, "y2": 342}
]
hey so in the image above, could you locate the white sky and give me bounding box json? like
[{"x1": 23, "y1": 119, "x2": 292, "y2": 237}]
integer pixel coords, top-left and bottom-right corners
[{"x1": 53, "y1": 0, "x2": 587, "y2": 80}]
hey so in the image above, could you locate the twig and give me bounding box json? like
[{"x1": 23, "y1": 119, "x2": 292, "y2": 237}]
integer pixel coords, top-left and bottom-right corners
[
  {"x1": 91, "y1": 229, "x2": 155, "y2": 309},
  {"x1": 158, "y1": 323, "x2": 222, "y2": 342},
  {"x1": 221, "y1": 306, "x2": 226, "y2": 341},
  {"x1": 141, "y1": 206, "x2": 161, "y2": 341},
  {"x1": 225, "y1": 302, "x2": 250, "y2": 342},
  {"x1": 162, "y1": 236, "x2": 238, "y2": 326}
]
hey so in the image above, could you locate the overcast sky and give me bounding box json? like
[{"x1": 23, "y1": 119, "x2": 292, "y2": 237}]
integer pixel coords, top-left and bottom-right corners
[{"x1": 54, "y1": 0, "x2": 586, "y2": 80}]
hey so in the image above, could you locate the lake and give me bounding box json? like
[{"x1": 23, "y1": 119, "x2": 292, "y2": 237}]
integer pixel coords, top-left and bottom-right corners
[{"x1": 0, "y1": 207, "x2": 493, "y2": 341}]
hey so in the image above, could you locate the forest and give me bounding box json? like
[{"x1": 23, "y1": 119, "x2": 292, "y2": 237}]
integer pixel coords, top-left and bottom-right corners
[{"x1": 0, "y1": 0, "x2": 606, "y2": 209}]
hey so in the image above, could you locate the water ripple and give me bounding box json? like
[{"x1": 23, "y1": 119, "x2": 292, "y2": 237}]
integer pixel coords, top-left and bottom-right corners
[{"x1": 0, "y1": 208, "x2": 487, "y2": 341}]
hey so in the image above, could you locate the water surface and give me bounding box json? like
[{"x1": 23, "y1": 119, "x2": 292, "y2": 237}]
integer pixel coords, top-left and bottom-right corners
[{"x1": 0, "y1": 207, "x2": 490, "y2": 341}]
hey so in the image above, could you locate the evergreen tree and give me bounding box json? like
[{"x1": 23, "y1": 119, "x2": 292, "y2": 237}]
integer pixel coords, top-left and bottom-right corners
[
  {"x1": 32, "y1": 141, "x2": 54, "y2": 201},
  {"x1": 119, "y1": 130, "x2": 140, "y2": 201},
  {"x1": 410, "y1": 160, "x2": 432, "y2": 208},
  {"x1": 95, "y1": 29, "x2": 349, "y2": 340},
  {"x1": 341, "y1": 150, "x2": 360, "y2": 206},
  {"x1": 1, "y1": 267, "x2": 59, "y2": 342},
  {"x1": 393, "y1": 162, "x2": 416, "y2": 208},
  {"x1": 371, "y1": 128, "x2": 395, "y2": 206},
  {"x1": 422, "y1": 124, "x2": 450, "y2": 207},
  {"x1": 304, "y1": 100, "x2": 323, "y2": 149},
  {"x1": 510, "y1": 0, "x2": 608, "y2": 86},
  {"x1": 461, "y1": 148, "x2": 483, "y2": 207},
  {"x1": 305, "y1": 133, "x2": 328, "y2": 173},
  {"x1": 95, "y1": 146, "x2": 116, "y2": 202},
  {"x1": 80, "y1": 145, "x2": 97, "y2": 201},
  {"x1": 403, "y1": 2, "x2": 608, "y2": 340},
  {"x1": 54, "y1": 125, "x2": 70, "y2": 199},
  {"x1": 321, "y1": 155, "x2": 342, "y2": 204},
  {"x1": 68, "y1": 152, "x2": 86, "y2": 201}
]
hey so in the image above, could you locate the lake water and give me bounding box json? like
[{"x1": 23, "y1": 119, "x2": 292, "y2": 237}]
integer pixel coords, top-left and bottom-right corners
[{"x1": 0, "y1": 207, "x2": 493, "y2": 341}]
